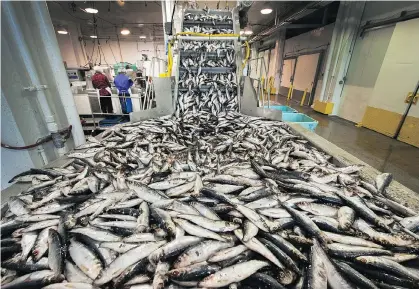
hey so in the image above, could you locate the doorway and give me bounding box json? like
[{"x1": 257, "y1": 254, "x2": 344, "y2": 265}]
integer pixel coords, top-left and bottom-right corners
[{"x1": 279, "y1": 52, "x2": 323, "y2": 106}]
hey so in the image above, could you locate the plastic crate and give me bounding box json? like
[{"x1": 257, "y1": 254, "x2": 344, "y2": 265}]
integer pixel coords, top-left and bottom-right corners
[
  {"x1": 264, "y1": 105, "x2": 298, "y2": 113},
  {"x1": 281, "y1": 113, "x2": 318, "y2": 131},
  {"x1": 99, "y1": 116, "x2": 129, "y2": 127}
]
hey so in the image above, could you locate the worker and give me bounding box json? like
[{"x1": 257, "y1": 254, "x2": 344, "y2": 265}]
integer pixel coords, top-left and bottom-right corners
[
  {"x1": 114, "y1": 68, "x2": 133, "y2": 114},
  {"x1": 125, "y1": 64, "x2": 136, "y2": 81},
  {"x1": 91, "y1": 66, "x2": 113, "y2": 113}
]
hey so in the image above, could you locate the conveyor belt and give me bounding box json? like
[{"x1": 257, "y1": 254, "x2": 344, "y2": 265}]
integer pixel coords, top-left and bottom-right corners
[{"x1": 174, "y1": 9, "x2": 240, "y2": 117}]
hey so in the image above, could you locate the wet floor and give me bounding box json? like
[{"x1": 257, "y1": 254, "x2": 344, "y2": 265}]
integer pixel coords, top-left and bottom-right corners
[{"x1": 275, "y1": 96, "x2": 419, "y2": 194}]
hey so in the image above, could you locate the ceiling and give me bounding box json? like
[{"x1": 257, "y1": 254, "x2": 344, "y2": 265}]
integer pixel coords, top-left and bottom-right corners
[
  {"x1": 245, "y1": 1, "x2": 340, "y2": 40},
  {"x1": 47, "y1": 1, "x2": 164, "y2": 41},
  {"x1": 285, "y1": 1, "x2": 339, "y2": 38},
  {"x1": 245, "y1": 1, "x2": 309, "y2": 35},
  {"x1": 47, "y1": 1, "x2": 339, "y2": 42},
  {"x1": 47, "y1": 1, "x2": 237, "y2": 42}
]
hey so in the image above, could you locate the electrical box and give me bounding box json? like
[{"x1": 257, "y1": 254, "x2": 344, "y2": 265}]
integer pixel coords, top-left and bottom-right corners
[{"x1": 66, "y1": 69, "x2": 86, "y2": 82}]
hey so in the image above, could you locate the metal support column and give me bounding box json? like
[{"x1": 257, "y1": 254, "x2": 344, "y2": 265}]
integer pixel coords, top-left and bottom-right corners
[
  {"x1": 319, "y1": 1, "x2": 366, "y2": 115},
  {"x1": 30, "y1": 1, "x2": 86, "y2": 146},
  {"x1": 275, "y1": 28, "x2": 286, "y2": 97},
  {"x1": 394, "y1": 80, "x2": 419, "y2": 139}
]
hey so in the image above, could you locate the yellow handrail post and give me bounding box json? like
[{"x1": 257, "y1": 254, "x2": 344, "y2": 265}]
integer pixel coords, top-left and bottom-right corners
[
  {"x1": 300, "y1": 88, "x2": 308, "y2": 106},
  {"x1": 287, "y1": 84, "x2": 293, "y2": 100}
]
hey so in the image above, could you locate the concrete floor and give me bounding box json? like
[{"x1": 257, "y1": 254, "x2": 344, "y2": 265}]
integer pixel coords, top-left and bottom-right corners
[{"x1": 278, "y1": 96, "x2": 419, "y2": 193}]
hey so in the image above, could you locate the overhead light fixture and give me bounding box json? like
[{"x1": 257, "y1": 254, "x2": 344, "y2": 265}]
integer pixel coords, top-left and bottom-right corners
[
  {"x1": 260, "y1": 8, "x2": 272, "y2": 14},
  {"x1": 84, "y1": 7, "x2": 98, "y2": 14},
  {"x1": 244, "y1": 30, "x2": 253, "y2": 35},
  {"x1": 121, "y1": 28, "x2": 130, "y2": 35},
  {"x1": 139, "y1": 35, "x2": 146, "y2": 39},
  {"x1": 56, "y1": 27, "x2": 68, "y2": 34},
  {"x1": 90, "y1": 35, "x2": 97, "y2": 38}
]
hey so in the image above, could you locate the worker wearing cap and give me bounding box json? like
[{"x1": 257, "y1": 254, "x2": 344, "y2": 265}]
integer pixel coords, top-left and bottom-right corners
[
  {"x1": 91, "y1": 66, "x2": 113, "y2": 113},
  {"x1": 125, "y1": 64, "x2": 136, "y2": 81},
  {"x1": 114, "y1": 68, "x2": 134, "y2": 114}
]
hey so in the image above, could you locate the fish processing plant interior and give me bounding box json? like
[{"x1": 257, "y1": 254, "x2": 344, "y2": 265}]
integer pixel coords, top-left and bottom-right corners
[{"x1": 1, "y1": 1, "x2": 419, "y2": 289}]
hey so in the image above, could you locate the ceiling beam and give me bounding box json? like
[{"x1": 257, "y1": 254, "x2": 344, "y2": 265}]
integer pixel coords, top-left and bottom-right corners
[
  {"x1": 285, "y1": 23, "x2": 324, "y2": 29},
  {"x1": 249, "y1": 1, "x2": 332, "y2": 43}
]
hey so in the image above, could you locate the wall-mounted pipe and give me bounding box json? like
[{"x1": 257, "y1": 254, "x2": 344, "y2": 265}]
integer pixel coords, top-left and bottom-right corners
[{"x1": 360, "y1": 10, "x2": 419, "y2": 36}]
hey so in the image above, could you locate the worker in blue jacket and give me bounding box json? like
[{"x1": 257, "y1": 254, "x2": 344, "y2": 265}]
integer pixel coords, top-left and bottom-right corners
[{"x1": 114, "y1": 68, "x2": 133, "y2": 114}]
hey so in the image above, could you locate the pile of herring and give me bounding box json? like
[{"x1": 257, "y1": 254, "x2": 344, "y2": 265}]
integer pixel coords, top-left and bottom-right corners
[{"x1": 1, "y1": 110, "x2": 419, "y2": 289}]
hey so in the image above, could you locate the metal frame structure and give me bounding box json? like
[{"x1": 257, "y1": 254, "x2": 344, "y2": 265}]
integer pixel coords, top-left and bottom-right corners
[
  {"x1": 246, "y1": 57, "x2": 271, "y2": 108},
  {"x1": 78, "y1": 93, "x2": 147, "y2": 132},
  {"x1": 171, "y1": 7, "x2": 245, "y2": 113}
]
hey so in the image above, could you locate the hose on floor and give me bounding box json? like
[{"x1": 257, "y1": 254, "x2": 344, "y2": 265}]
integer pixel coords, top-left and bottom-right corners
[{"x1": 1, "y1": 125, "x2": 73, "y2": 150}]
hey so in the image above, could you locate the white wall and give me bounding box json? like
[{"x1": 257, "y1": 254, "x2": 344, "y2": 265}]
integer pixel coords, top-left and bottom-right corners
[
  {"x1": 284, "y1": 24, "x2": 335, "y2": 57},
  {"x1": 281, "y1": 59, "x2": 295, "y2": 88},
  {"x1": 278, "y1": 23, "x2": 335, "y2": 98},
  {"x1": 367, "y1": 18, "x2": 419, "y2": 117},
  {"x1": 54, "y1": 22, "x2": 165, "y2": 68},
  {"x1": 55, "y1": 23, "x2": 88, "y2": 68},
  {"x1": 337, "y1": 1, "x2": 419, "y2": 123},
  {"x1": 293, "y1": 53, "x2": 320, "y2": 92},
  {"x1": 338, "y1": 26, "x2": 394, "y2": 123},
  {"x1": 84, "y1": 40, "x2": 165, "y2": 66},
  {"x1": 57, "y1": 33, "x2": 78, "y2": 67}
]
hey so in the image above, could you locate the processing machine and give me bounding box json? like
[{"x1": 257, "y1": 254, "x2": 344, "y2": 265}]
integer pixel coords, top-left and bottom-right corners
[{"x1": 131, "y1": 3, "x2": 279, "y2": 122}]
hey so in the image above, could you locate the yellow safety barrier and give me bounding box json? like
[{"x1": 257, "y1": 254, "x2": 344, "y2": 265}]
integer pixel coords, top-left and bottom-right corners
[
  {"x1": 287, "y1": 85, "x2": 294, "y2": 100},
  {"x1": 242, "y1": 40, "x2": 250, "y2": 69},
  {"x1": 313, "y1": 100, "x2": 334, "y2": 114},
  {"x1": 300, "y1": 88, "x2": 308, "y2": 106},
  {"x1": 268, "y1": 77, "x2": 275, "y2": 94},
  {"x1": 286, "y1": 85, "x2": 295, "y2": 106}
]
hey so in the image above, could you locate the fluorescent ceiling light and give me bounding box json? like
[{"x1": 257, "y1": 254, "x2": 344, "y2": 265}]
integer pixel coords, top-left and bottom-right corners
[
  {"x1": 57, "y1": 28, "x2": 68, "y2": 34},
  {"x1": 90, "y1": 35, "x2": 97, "y2": 38},
  {"x1": 85, "y1": 7, "x2": 98, "y2": 14},
  {"x1": 139, "y1": 35, "x2": 146, "y2": 39},
  {"x1": 121, "y1": 28, "x2": 130, "y2": 35},
  {"x1": 244, "y1": 30, "x2": 253, "y2": 35},
  {"x1": 260, "y1": 8, "x2": 272, "y2": 14}
]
